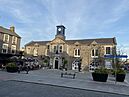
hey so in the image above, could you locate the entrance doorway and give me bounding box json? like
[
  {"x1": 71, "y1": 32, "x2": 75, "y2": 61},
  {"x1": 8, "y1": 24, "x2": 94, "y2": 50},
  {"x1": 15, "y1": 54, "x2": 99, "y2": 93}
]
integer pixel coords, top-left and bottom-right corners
[{"x1": 55, "y1": 60, "x2": 58, "y2": 69}]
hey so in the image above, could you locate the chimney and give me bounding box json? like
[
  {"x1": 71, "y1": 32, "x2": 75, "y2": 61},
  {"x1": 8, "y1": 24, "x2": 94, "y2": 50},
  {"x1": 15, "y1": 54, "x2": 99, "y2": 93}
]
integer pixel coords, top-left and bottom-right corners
[{"x1": 10, "y1": 26, "x2": 15, "y2": 32}]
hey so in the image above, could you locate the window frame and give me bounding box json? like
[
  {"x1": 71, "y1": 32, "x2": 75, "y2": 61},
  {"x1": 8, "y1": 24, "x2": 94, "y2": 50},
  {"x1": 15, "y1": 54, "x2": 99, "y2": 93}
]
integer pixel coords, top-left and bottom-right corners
[
  {"x1": 53, "y1": 46, "x2": 57, "y2": 53},
  {"x1": 33, "y1": 48, "x2": 38, "y2": 56},
  {"x1": 59, "y1": 45, "x2": 63, "y2": 53},
  {"x1": 105, "y1": 46, "x2": 112, "y2": 55},
  {"x1": 11, "y1": 45, "x2": 16, "y2": 54},
  {"x1": 74, "y1": 49, "x2": 80, "y2": 57},
  {"x1": 2, "y1": 44, "x2": 8, "y2": 53},
  {"x1": 12, "y1": 36, "x2": 17, "y2": 44},
  {"x1": 91, "y1": 49, "x2": 98, "y2": 58},
  {"x1": 3, "y1": 34, "x2": 9, "y2": 43}
]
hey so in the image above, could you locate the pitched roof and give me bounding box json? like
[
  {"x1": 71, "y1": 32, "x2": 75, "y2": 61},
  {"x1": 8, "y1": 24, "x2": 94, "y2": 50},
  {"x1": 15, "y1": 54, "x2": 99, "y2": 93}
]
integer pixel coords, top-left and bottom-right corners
[
  {"x1": 25, "y1": 41, "x2": 51, "y2": 46},
  {"x1": 25, "y1": 37, "x2": 117, "y2": 46},
  {"x1": 66, "y1": 37, "x2": 117, "y2": 45},
  {"x1": 0, "y1": 26, "x2": 21, "y2": 38}
]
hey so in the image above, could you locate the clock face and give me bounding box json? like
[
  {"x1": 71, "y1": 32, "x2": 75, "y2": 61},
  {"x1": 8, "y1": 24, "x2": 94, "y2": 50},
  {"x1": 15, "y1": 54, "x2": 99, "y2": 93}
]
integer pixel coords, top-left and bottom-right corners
[{"x1": 58, "y1": 28, "x2": 61, "y2": 31}]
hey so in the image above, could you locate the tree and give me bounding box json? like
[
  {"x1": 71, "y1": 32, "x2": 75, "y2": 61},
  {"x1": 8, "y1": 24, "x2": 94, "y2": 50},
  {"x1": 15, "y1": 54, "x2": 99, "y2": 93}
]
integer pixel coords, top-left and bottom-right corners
[
  {"x1": 63, "y1": 59, "x2": 68, "y2": 69},
  {"x1": 44, "y1": 59, "x2": 48, "y2": 67}
]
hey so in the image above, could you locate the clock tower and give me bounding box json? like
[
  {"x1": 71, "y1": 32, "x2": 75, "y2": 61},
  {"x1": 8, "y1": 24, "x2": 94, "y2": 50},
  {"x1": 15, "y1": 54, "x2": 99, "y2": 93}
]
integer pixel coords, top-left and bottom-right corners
[{"x1": 55, "y1": 25, "x2": 66, "y2": 40}]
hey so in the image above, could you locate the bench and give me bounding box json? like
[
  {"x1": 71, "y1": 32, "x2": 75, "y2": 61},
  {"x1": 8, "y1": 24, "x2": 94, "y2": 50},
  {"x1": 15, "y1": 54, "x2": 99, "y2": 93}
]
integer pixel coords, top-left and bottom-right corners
[{"x1": 61, "y1": 72, "x2": 76, "y2": 79}]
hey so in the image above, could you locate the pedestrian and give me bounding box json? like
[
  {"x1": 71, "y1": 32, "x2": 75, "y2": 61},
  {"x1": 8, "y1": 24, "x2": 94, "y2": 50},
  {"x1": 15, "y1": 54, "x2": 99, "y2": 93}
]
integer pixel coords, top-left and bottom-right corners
[
  {"x1": 17, "y1": 65, "x2": 21, "y2": 73},
  {"x1": 26, "y1": 64, "x2": 29, "y2": 74},
  {"x1": 78, "y1": 62, "x2": 81, "y2": 72}
]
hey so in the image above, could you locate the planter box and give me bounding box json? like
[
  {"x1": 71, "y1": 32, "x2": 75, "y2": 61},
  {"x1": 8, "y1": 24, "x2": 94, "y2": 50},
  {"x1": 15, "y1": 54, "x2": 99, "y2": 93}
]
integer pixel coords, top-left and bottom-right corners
[
  {"x1": 6, "y1": 67, "x2": 18, "y2": 73},
  {"x1": 116, "y1": 74, "x2": 126, "y2": 82},
  {"x1": 92, "y1": 73, "x2": 108, "y2": 82}
]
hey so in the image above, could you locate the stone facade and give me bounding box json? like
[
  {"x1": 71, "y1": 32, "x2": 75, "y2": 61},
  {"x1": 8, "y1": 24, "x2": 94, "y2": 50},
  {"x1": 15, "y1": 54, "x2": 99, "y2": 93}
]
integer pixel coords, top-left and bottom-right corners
[
  {"x1": 0, "y1": 26, "x2": 21, "y2": 54},
  {"x1": 25, "y1": 25, "x2": 117, "y2": 70}
]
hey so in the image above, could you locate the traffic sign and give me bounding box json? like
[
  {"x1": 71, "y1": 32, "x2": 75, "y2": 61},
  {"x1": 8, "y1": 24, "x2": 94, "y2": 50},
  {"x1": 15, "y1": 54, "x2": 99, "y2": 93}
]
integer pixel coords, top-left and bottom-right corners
[{"x1": 104, "y1": 55, "x2": 128, "y2": 58}]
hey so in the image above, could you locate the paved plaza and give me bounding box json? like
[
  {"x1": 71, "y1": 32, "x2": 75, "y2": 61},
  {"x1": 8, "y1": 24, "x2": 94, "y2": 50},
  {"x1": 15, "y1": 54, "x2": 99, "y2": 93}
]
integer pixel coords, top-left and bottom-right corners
[
  {"x1": 0, "y1": 69, "x2": 129, "y2": 96},
  {"x1": 0, "y1": 81, "x2": 129, "y2": 97}
]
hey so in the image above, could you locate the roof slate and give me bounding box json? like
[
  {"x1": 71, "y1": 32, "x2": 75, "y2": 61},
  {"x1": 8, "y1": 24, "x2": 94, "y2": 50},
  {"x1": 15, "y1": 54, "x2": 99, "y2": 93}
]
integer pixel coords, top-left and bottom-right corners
[
  {"x1": 0, "y1": 26, "x2": 21, "y2": 38},
  {"x1": 25, "y1": 37, "x2": 117, "y2": 46},
  {"x1": 66, "y1": 38, "x2": 116, "y2": 45}
]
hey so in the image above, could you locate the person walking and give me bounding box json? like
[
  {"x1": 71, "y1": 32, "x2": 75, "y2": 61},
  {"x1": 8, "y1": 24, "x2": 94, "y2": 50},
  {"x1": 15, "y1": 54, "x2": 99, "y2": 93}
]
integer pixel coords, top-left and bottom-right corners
[
  {"x1": 78, "y1": 62, "x2": 81, "y2": 72},
  {"x1": 26, "y1": 64, "x2": 29, "y2": 74},
  {"x1": 17, "y1": 65, "x2": 22, "y2": 73}
]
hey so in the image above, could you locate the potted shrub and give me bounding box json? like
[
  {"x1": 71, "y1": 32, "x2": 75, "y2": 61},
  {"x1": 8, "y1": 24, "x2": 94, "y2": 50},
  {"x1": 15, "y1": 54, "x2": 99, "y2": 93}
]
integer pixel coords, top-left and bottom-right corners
[
  {"x1": 6, "y1": 63, "x2": 18, "y2": 73},
  {"x1": 44, "y1": 59, "x2": 48, "y2": 67},
  {"x1": 116, "y1": 69, "x2": 126, "y2": 82},
  {"x1": 92, "y1": 67, "x2": 108, "y2": 82}
]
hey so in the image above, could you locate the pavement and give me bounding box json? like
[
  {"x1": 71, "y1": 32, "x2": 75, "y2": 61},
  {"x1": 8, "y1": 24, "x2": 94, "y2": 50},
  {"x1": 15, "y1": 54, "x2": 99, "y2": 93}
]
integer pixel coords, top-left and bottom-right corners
[{"x1": 0, "y1": 69, "x2": 129, "y2": 96}]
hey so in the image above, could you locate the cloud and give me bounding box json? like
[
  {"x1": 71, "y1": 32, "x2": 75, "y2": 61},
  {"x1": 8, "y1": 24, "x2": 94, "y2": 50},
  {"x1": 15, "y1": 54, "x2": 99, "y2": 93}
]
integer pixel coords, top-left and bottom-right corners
[
  {"x1": 117, "y1": 44, "x2": 129, "y2": 57},
  {"x1": 0, "y1": 0, "x2": 129, "y2": 58}
]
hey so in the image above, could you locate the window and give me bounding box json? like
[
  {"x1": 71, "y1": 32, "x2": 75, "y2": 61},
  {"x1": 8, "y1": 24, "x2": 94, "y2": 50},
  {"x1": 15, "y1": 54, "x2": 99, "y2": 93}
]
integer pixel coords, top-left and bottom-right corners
[
  {"x1": 11, "y1": 45, "x2": 16, "y2": 54},
  {"x1": 74, "y1": 49, "x2": 80, "y2": 57},
  {"x1": 47, "y1": 45, "x2": 50, "y2": 50},
  {"x1": 12, "y1": 36, "x2": 17, "y2": 44},
  {"x1": 59, "y1": 46, "x2": 63, "y2": 53},
  {"x1": 54, "y1": 46, "x2": 57, "y2": 53},
  {"x1": 75, "y1": 49, "x2": 77, "y2": 56},
  {"x1": 91, "y1": 49, "x2": 98, "y2": 57},
  {"x1": 33, "y1": 48, "x2": 38, "y2": 56},
  {"x1": 78, "y1": 49, "x2": 80, "y2": 56},
  {"x1": 46, "y1": 45, "x2": 50, "y2": 53},
  {"x1": 95, "y1": 49, "x2": 98, "y2": 56},
  {"x1": 27, "y1": 48, "x2": 31, "y2": 54},
  {"x1": 106, "y1": 47, "x2": 111, "y2": 54},
  {"x1": 92, "y1": 49, "x2": 94, "y2": 56},
  {"x1": 3, "y1": 34, "x2": 9, "y2": 43},
  {"x1": 53, "y1": 45, "x2": 63, "y2": 53},
  {"x1": 2, "y1": 44, "x2": 8, "y2": 53}
]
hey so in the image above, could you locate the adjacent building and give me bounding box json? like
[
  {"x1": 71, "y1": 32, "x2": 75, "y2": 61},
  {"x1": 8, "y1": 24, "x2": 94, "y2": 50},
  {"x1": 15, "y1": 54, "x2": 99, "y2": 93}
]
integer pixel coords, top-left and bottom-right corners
[
  {"x1": 0, "y1": 26, "x2": 21, "y2": 54},
  {"x1": 25, "y1": 25, "x2": 117, "y2": 70}
]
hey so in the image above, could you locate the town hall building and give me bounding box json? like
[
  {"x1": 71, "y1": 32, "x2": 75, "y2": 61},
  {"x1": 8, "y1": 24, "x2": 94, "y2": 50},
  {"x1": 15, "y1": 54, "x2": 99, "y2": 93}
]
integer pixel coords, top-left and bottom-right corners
[{"x1": 25, "y1": 25, "x2": 117, "y2": 71}]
